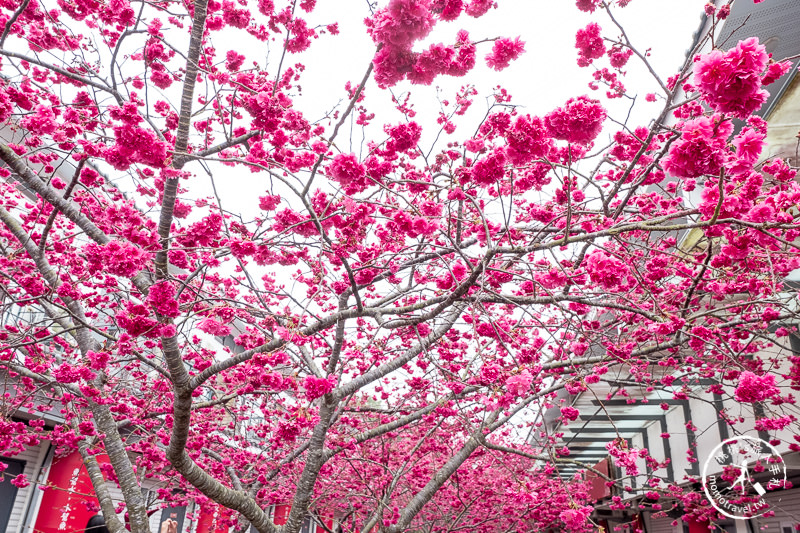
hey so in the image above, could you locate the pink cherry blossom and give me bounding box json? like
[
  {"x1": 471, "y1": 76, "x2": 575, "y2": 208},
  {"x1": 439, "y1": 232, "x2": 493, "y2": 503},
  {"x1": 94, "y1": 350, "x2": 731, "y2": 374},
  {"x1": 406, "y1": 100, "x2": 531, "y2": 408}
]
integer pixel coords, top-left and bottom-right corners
[
  {"x1": 575, "y1": 0, "x2": 599, "y2": 12},
  {"x1": 545, "y1": 95, "x2": 607, "y2": 144},
  {"x1": 485, "y1": 37, "x2": 525, "y2": 71},
  {"x1": 585, "y1": 251, "x2": 629, "y2": 289},
  {"x1": 505, "y1": 370, "x2": 533, "y2": 396},
  {"x1": 432, "y1": 0, "x2": 463, "y2": 20},
  {"x1": 328, "y1": 153, "x2": 371, "y2": 194},
  {"x1": 734, "y1": 372, "x2": 779, "y2": 403},
  {"x1": 662, "y1": 115, "x2": 733, "y2": 179},
  {"x1": 367, "y1": 0, "x2": 435, "y2": 48},
  {"x1": 464, "y1": 0, "x2": 493, "y2": 17},
  {"x1": 302, "y1": 376, "x2": 335, "y2": 400},
  {"x1": 693, "y1": 37, "x2": 770, "y2": 119},
  {"x1": 575, "y1": 22, "x2": 605, "y2": 67},
  {"x1": 84, "y1": 240, "x2": 151, "y2": 278},
  {"x1": 561, "y1": 406, "x2": 580, "y2": 421},
  {"x1": 762, "y1": 61, "x2": 791, "y2": 85},
  {"x1": 559, "y1": 506, "x2": 592, "y2": 531}
]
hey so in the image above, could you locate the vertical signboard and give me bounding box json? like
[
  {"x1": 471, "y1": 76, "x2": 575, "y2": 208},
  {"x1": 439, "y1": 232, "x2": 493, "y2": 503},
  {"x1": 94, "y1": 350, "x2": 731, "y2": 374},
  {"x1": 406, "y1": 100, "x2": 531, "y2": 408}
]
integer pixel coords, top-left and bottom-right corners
[{"x1": 32, "y1": 450, "x2": 109, "y2": 533}]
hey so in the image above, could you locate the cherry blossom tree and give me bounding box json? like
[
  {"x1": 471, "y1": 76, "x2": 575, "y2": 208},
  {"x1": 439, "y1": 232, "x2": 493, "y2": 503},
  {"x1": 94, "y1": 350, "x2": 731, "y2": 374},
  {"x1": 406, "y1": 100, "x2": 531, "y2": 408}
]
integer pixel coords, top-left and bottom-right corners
[{"x1": 0, "y1": 0, "x2": 798, "y2": 532}]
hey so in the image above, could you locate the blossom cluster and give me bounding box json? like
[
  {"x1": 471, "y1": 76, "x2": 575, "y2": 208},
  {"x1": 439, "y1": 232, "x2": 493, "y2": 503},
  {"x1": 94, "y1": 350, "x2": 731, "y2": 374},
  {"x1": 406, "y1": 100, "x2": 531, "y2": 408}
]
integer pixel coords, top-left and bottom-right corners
[
  {"x1": 0, "y1": 1, "x2": 799, "y2": 533},
  {"x1": 662, "y1": 115, "x2": 733, "y2": 179},
  {"x1": 366, "y1": 0, "x2": 521, "y2": 87},
  {"x1": 544, "y1": 95, "x2": 606, "y2": 145},
  {"x1": 575, "y1": 23, "x2": 605, "y2": 67},
  {"x1": 734, "y1": 372, "x2": 779, "y2": 403},
  {"x1": 692, "y1": 37, "x2": 770, "y2": 119}
]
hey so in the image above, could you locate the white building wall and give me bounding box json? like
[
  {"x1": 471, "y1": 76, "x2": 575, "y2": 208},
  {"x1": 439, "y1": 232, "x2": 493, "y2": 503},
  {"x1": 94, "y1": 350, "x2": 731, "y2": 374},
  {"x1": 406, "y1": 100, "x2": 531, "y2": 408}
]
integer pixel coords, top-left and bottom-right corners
[
  {"x1": 649, "y1": 515, "x2": 678, "y2": 533},
  {"x1": 687, "y1": 394, "x2": 724, "y2": 480},
  {"x1": 664, "y1": 404, "x2": 696, "y2": 483},
  {"x1": 757, "y1": 488, "x2": 800, "y2": 532},
  {"x1": 6, "y1": 441, "x2": 48, "y2": 533}
]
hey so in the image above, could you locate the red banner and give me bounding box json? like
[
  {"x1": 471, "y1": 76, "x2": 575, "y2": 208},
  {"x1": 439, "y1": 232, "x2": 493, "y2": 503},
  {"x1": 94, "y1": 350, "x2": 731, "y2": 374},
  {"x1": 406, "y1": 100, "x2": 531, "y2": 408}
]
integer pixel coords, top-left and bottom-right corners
[
  {"x1": 33, "y1": 450, "x2": 110, "y2": 533},
  {"x1": 272, "y1": 504, "x2": 290, "y2": 526},
  {"x1": 587, "y1": 457, "x2": 611, "y2": 501},
  {"x1": 195, "y1": 505, "x2": 234, "y2": 533}
]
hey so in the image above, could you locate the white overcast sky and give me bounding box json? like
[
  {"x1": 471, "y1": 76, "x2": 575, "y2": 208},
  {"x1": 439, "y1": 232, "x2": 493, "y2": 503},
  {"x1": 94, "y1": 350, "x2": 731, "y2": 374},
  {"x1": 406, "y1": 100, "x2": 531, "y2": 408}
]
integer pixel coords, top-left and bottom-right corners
[
  {"x1": 287, "y1": 0, "x2": 706, "y2": 150},
  {"x1": 199, "y1": 0, "x2": 707, "y2": 216}
]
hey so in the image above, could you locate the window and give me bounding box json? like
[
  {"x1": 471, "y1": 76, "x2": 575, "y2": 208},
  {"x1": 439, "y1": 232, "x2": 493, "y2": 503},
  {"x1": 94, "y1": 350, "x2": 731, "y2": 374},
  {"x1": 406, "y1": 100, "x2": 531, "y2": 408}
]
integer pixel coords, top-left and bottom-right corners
[
  {"x1": 0, "y1": 457, "x2": 26, "y2": 533},
  {"x1": 780, "y1": 522, "x2": 799, "y2": 533},
  {"x1": 300, "y1": 516, "x2": 316, "y2": 533}
]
